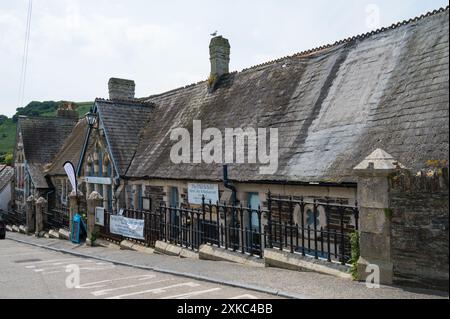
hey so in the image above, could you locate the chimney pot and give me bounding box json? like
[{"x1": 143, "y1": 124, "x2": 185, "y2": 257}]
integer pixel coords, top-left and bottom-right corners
[{"x1": 108, "y1": 78, "x2": 135, "y2": 100}]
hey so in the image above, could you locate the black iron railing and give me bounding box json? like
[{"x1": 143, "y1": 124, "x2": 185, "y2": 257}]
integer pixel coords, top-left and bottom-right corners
[
  {"x1": 1, "y1": 209, "x2": 25, "y2": 226},
  {"x1": 43, "y1": 204, "x2": 70, "y2": 231},
  {"x1": 96, "y1": 193, "x2": 359, "y2": 264},
  {"x1": 267, "y1": 193, "x2": 359, "y2": 265}
]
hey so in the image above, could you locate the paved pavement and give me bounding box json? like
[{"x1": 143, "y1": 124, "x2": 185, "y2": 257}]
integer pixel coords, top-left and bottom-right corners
[
  {"x1": 3, "y1": 232, "x2": 449, "y2": 299},
  {"x1": 0, "y1": 239, "x2": 280, "y2": 299}
]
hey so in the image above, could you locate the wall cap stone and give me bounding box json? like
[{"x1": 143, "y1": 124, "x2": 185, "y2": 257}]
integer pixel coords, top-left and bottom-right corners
[
  {"x1": 88, "y1": 191, "x2": 103, "y2": 201},
  {"x1": 69, "y1": 190, "x2": 84, "y2": 198},
  {"x1": 36, "y1": 197, "x2": 47, "y2": 205},
  {"x1": 354, "y1": 149, "x2": 406, "y2": 176}
]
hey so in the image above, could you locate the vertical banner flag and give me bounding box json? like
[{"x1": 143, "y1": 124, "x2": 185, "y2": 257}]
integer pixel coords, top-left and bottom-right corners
[{"x1": 63, "y1": 161, "x2": 77, "y2": 192}]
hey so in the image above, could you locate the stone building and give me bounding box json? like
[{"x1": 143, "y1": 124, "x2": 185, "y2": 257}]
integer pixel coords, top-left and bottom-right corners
[
  {"x1": 9, "y1": 7, "x2": 449, "y2": 291},
  {"x1": 0, "y1": 165, "x2": 14, "y2": 212},
  {"x1": 13, "y1": 109, "x2": 78, "y2": 214}
]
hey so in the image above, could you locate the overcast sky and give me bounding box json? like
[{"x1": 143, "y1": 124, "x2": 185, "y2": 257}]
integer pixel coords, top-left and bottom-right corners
[{"x1": 0, "y1": 0, "x2": 448, "y2": 117}]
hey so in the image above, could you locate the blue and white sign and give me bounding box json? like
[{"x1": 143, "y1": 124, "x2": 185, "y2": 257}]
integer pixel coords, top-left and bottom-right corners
[
  {"x1": 110, "y1": 215, "x2": 144, "y2": 240},
  {"x1": 188, "y1": 183, "x2": 219, "y2": 205}
]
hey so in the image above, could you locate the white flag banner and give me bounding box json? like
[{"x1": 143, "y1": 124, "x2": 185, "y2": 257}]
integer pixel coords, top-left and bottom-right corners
[{"x1": 63, "y1": 161, "x2": 77, "y2": 192}]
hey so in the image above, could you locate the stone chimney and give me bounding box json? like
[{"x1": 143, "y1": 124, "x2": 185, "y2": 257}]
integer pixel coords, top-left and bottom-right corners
[
  {"x1": 57, "y1": 102, "x2": 78, "y2": 119},
  {"x1": 209, "y1": 36, "x2": 230, "y2": 80},
  {"x1": 108, "y1": 78, "x2": 135, "y2": 100}
]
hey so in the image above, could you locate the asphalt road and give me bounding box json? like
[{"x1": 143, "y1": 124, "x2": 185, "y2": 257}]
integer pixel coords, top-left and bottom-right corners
[{"x1": 0, "y1": 240, "x2": 281, "y2": 299}]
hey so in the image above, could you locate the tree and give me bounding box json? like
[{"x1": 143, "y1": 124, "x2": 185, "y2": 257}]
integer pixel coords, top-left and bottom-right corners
[{"x1": 4, "y1": 153, "x2": 13, "y2": 166}]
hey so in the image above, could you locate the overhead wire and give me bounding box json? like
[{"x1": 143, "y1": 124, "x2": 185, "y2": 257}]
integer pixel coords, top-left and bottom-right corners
[{"x1": 18, "y1": 0, "x2": 33, "y2": 108}]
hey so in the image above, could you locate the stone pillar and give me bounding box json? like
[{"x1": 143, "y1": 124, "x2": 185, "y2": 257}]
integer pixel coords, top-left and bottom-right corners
[
  {"x1": 86, "y1": 191, "x2": 103, "y2": 246},
  {"x1": 69, "y1": 189, "x2": 84, "y2": 234},
  {"x1": 353, "y1": 149, "x2": 405, "y2": 285},
  {"x1": 35, "y1": 197, "x2": 47, "y2": 235},
  {"x1": 26, "y1": 195, "x2": 35, "y2": 234}
]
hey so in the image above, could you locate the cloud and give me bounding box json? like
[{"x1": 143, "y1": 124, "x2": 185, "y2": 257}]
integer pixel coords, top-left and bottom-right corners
[{"x1": 0, "y1": 0, "x2": 448, "y2": 117}]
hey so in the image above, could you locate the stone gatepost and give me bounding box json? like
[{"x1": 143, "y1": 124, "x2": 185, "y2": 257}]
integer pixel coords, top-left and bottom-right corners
[
  {"x1": 353, "y1": 149, "x2": 405, "y2": 285},
  {"x1": 68, "y1": 190, "x2": 84, "y2": 234},
  {"x1": 26, "y1": 195, "x2": 35, "y2": 234},
  {"x1": 35, "y1": 197, "x2": 47, "y2": 235},
  {"x1": 86, "y1": 191, "x2": 103, "y2": 246}
]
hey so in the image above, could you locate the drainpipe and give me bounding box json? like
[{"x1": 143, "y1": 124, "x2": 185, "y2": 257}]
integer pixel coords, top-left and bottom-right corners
[
  {"x1": 223, "y1": 165, "x2": 238, "y2": 229},
  {"x1": 223, "y1": 165, "x2": 236, "y2": 206}
]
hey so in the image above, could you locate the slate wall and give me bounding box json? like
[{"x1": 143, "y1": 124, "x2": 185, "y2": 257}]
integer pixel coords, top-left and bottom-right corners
[{"x1": 389, "y1": 167, "x2": 449, "y2": 291}]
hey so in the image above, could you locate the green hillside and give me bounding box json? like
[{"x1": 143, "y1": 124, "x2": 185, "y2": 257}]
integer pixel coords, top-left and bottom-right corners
[{"x1": 0, "y1": 101, "x2": 93, "y2": 164}]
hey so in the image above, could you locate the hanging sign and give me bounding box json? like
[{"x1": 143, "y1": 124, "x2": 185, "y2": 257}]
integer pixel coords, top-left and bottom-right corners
[
  {"x1": 188, "y1": 183, "x2": 219, "y2": 205},
  {"x1": 110, "y1": 215, "x2": 144, "y2": 240}
]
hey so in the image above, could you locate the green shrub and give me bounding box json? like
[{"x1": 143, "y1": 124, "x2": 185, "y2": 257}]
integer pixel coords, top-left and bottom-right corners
[{"x1": 350, "y1": 231, "x2": 360, "y2": 280}]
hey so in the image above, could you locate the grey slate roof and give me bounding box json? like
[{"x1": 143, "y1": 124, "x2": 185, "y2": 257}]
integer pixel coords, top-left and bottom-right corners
[
  {"x1": 45, "y1": 119, "x2": 88, "y2": 176},
  {"x1": 124, "y1": 8, "x2": 449, "y2": 184},
  {"x1": 0, "y1": 165, "x2": 14, "y2": 192},
  {"x1": 95, "y1": 99, "x2": 154, "y2": 176},
  {"x1": 18, "y1": 116, "x2": 78, "y2": 188}
]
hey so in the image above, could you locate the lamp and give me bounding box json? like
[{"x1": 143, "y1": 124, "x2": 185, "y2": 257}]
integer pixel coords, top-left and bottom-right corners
[{"x1": 84, "y1": 110, "x2": 97, "y2": 127}]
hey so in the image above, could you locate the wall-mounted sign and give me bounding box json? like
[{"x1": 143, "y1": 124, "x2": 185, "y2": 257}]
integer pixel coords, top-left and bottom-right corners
[
  {"x1": 84, "y1": 176, "x2": 112, "y2": 185},
  {"x1": 110, "y1": 215, "x2": 144, "y2": 240},
  {"x1": 95, "y1": 207, "x2": 105, "y2": 226},
  {"x1": 188, "y1": 183, "x2": 219, "y2": 205}
]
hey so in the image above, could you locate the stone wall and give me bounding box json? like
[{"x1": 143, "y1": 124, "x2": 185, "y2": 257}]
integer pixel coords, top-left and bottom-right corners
[{"x1": 389, "y1": 167, "x2": 449, "y2": 291}]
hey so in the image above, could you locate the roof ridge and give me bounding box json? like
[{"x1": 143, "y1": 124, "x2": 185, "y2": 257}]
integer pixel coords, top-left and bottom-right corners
[
  {"x1": 95, "y1": 97, "x2": 154, "y2": 107},
  {"x1": 241, "y1": 5, "x2": 449, "y2": 72},
  {"x1": 142, "y1": 5, "x2": 448, "y2": 100},
  {"x1": 19, "y1": 115, "x2": 78, "y2": 121}
]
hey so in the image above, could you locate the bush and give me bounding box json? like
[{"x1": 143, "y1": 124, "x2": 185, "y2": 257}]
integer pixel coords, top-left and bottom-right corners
[
  {"x1": 4, "y1": 153, "x2": 13, "y2": 166},
  {"x1": 350, "y1": 231, "x2": 360, "y2": 280}
]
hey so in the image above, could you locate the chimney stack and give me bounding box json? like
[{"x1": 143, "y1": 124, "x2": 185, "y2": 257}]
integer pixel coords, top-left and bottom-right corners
[
  {"x1": 108, "y1": 78, "x2": 135, "y2": 100},
  {"x1": 57, "y1": 102, "x2": 78, "y2": 119},
  {"x1": 209, "y1": 36, "x2": 230, "y2": 80}
]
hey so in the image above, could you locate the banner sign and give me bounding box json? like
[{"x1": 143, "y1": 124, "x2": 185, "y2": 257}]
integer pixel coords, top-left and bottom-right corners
[
  {"x1": 188, "y1": 183, "x2": 219, "y2": 205},
  {"x1": 95, "y1": 207, "x2": 105, "y2": 226},
  {"x1": 63, "y1": 162, "x2": 77, "y2": 192},
  {"x1": 110, "y1": 215, "x2": 144, "y2": 240}
]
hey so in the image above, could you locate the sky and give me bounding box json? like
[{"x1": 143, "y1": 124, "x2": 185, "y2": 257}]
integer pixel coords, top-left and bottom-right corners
[{"x1": 0, "y1": 0, "x2": 448, "y2": 117}]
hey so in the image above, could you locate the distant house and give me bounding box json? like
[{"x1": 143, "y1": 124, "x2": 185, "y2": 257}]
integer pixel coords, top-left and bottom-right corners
[
  {"x1": 13, "y1": 109, "x2": 78, "y2": 213},
  {"x1": 0, "y1": 165, "x2": 14, "y2": 212}
]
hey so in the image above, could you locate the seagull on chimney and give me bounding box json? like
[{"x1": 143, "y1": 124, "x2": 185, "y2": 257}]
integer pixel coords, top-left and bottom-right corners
[{"x1": 210, "y1": 31, "x2": 218, "y2": 37}]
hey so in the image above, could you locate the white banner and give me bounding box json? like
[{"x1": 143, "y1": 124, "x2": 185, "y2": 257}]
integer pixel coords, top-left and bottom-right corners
[
  {"x1": 110, "y1": 215, "x2": 144, "y2": 240},
  {"x1": 188, "y1": 183, "x2": 219, "y2": 205},
  {"x1": 63, "y1": 162, "x2": 77, "y2": 192}
]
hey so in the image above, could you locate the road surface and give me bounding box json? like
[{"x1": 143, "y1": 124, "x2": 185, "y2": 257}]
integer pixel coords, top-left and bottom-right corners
[{"x1": 0, "y1": 240, "x2": 281, "y2": 299}]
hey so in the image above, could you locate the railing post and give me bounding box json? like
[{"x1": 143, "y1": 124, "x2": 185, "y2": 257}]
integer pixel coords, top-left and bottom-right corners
[
  {"x1": 300, "y1": 197, "x2": 305, "y2": 256},
  {"x1": 339, "y1": 200, "x2": 346, "y2": 265},
  {"x1": 201, "y1": 195, "x2": 206, "y2": 244},
  {"x1": 240, "y1": 204, "x2": 245, "y2": 254},
  {"x1": 326, "y1": 198, "x2": 332, "y2": 262},
  {"x1": 289, "y1": 196, "x2": 294, "y2": 254},
  {"x1": 267, "y1": 191, "x2": 273, "y2": 249},
  {"x1": 313, "y1": 199, "x2": 319, "y2": 259}
]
